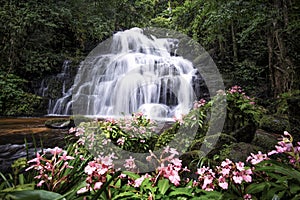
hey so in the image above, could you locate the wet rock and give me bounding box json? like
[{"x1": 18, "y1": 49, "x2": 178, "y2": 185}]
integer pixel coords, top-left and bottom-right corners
[
  {"x1": 45, "y1": 118, "x2": 75, "y2": 129},
  {"x1": 251, "y1": 129, "x2": 278, "y2": 151},
  {"x1": 229, "y1": 121, "x2": 257, "y2": 143},
  {"x1": 189, "y1": 133, "x2": 237, "y2": 152},
  {"x1": 219, "y1": 142, "x2": 263, "y2": 163},
  {"x1": 259, "y1": 115, "x2": 290, "y2": 134}
]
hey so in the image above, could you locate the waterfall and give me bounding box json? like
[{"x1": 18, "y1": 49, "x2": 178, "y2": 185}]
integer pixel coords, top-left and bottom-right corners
[
  {"x1": 37, "y1": 60, "x2": 72, "y2": 114},
  {"x1": 49, "y1": 28, "x2": 202, "y2": 119}
]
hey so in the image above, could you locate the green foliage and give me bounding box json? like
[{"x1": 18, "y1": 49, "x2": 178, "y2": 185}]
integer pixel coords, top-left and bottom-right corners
[
  {"x1": 0, "y1": 73, "x2": 42, "y2": 115},
  {"x1": 1, "y1": 189, "x2": 66, "y2": 200},
  {"x1": 246, "y1": 160, "x2": 300, "y2": 200}
]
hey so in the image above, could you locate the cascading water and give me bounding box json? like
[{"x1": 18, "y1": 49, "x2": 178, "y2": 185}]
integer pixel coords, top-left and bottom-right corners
[
  {"x1": 49, "y1": 28, "x2": 202, "y2": 119},
  {"x1": 37, "y1": 60, "x2": 72, "y2": 114}
]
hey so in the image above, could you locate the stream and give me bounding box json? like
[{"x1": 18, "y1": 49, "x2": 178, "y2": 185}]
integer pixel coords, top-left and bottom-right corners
[{"x1": 0, "y1": 117, "x2": 69, "y2": 173}]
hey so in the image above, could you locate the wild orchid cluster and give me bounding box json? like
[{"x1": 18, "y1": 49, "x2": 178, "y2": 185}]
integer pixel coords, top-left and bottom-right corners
[
  {"x1": 247, "y1": 131, "x2": 300, "y2": 169},
  {"x1": 148, "y1": 146, "x2": 188, "y2": 186},
  {"x1": 99, "y1": 113, "x2": 158, "y2": 146},
  {"x1": 193, "y1": 98, "x2": 207, "y2": 109},
  {"x1": 227, "y1": 85, "x2": 255, "y2": 105},
  {"x1": 69, "y1": 127, "x2": 87, "y2": 146},
  {"x1": 77, "y1": 153, "x2": 117, "y2": 194},
  {"x1": 194, "y1": 159, "x2": 252, "y2": 194},
  {"x1": 117, "y1": 112, "x2": 157, "y2": 136},
  {"x1": 26, "y1": 147, "x2": 74, "y2": 191}
]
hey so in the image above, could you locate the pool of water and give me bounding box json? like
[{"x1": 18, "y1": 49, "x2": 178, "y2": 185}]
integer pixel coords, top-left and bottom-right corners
[{"x1": 0, "y1": 117, "x2": 69, "y2": 173}]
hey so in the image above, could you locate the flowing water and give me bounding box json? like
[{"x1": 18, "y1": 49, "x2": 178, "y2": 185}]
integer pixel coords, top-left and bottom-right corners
[
  {"x1": 49, "y1": 28, "x2": 204, "y2": 119},
  {"x1": 0, "y1": 117, "x2": 68, "y2": 173}
]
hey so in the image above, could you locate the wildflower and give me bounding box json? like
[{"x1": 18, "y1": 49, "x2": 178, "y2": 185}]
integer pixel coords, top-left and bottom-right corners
[
  {"x1": 124, "y1": 156, "x2": 137, "y2": 171},
  {"x1": 247, "y1": 151, "x2": 269, "y2": 165},
  {"x1": 157, "y1": 163, "x2": 181, "y2": 186},
  {"x1": 244, "y1": 194, "x2": 252, "y2": 200},
  {"x1": 26, "y1": 147, "x2": 74, "y2": 191},
  {"x1": 193, "y1": 99, "x2": 206, "y2": 109},
  {"x1": 236, "y1": 162, "x2": 245, "y2": 171},
  {"x1": 79, "y1": 155, "x2": 115, "y2": 193},
  {"x1": 94, "y1": 182, "x2": 103, "y2": 190},
  {"x1": 134, "y1": 175, "x2": 148, "y2": 187},
  {"x1": 218, "y1": 176, "x2": 228, "y2": 190},
  {"x1": 50, "y1": 147, "x2": 63, "y2": 156},
  {"x1": 232, "y1": 171, "x2": 243, "y2": 184},
  {"x1": 117, "y1": 137, "x2": 125, "y2": 146},
  {"x1": 196, "y1": 166, "x2": 216, "y2": 191}
]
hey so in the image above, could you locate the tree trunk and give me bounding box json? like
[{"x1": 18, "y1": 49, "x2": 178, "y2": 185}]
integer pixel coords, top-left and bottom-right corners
[
  {"x1": 267, "y1": 0, "x2": 294, "y2": 97},
  {"x1": 231, "y1": 23, "x2": 238, "y2": 62}
]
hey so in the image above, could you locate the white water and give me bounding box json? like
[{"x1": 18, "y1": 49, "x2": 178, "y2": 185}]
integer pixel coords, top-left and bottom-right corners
[{"x1": 49, "y1": 28, "x2": 198, "y2": 119}]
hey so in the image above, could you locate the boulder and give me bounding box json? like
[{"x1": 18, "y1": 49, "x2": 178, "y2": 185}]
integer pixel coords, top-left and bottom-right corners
[
  {"x1": 251, "y1": 129, "x2": 278, "y2": 151},
  {"x1": 259, "y1": 115, "x2": 290, "y2": 134},
  {"x1": 218, "y1": 142, "x2": 263, "y2": 163}
]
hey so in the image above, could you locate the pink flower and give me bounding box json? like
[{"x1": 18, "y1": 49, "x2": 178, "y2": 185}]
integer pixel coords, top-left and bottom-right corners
[
  {"x1": 37, "y1": 180, "x2": 45, "y2": 187},
  {"x1": 218, "y1": 176, "x2": 228, "y2": 190},
  {"x1": 60, "y1": 152, "x2": 75, "y2": 161},
  {"x1": 247, "y1": 151, "x2": 269, "y2": 165},
  {"x1": 134, "y1": 174, "x2": 151, "y2": 187},
  {"x1": 171, "y1": 158, "x2": 182, "y2": 167},
  {"x1": 50, "y1": 147, "x2": 63, "y2": 156},
  {"x1": 242, "y1": 174, "x2": 252, "y2": 183},
  {"x1": 244, "y1": 194, "x2": 252, "y2": 200},
  {"x1": 232, "y1": 174, "x2": 243, "y2": 184},
  {"x1": 236, "y1": 162, "x2": 245, "y2": 171},
  {"x1": 84, "y1": 164, "x2": 96, "y2": 175},
  {"x1": 169, "y1": 148, "x2": 179, "y2": 155},
  {"x1": 220, "y1": 167, "x2": 230, "y2": 176},
  {"x1": 124, "y1": 156, "x2": 136, "y2": 170},
  {"x1": 94, "y1": 182, "x2": 103, "y2": 190},
  {"x1": 77, "y1": 187, "x2": 89, "y2": 194},
  {"x1": 117, "y1": 137, "x2": 125, "y2": 146},
  {"x1": 221, "y1": 159, "x2": 233, "y2": 167},
  {"x1": 193, "y1": 99, "x2": 206, "y2": 109},
  {"x1": 202, "y1": 176, "x2": 214, "y2": 191}
]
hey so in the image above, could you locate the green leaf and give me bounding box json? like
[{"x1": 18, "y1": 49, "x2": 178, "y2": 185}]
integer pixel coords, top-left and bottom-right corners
[
  {"x1": 121, "y1": 171, "x2": 140, "y2": 180},
  {"x1": 111, "y1": 191, "x2": 137, "y2": 200},
  {"x1": 2, "y1": 190, "x2": 65, "y2": 200},
  {"x1": 256, "y1": 160, "x2": 300, "y2": 183},
  {"x1": 290, "y1": 183, "x2": 300, "y2": 194},
  {"x1": 158, "y1": 179, "x2": 170, "y2": 195},
  {"x1": 246, "y1": 182, "x2": 270, "y2": 194},
  {"x1": 168, "y1": 187, "x2": 193, "y2": 197}
]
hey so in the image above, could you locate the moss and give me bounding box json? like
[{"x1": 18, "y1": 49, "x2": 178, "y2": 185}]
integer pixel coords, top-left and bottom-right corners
[
  {"x1": 251, "y1": 129, "x2": 278, "y2": 151},
  {"x1": 219, "y1": 142, "x2": 263, "y2": 163},
  {"x1": 189, "y1": 133, "x2": 237, "y2": 152},
  {"x1": 259, "y1": 115, "x2": 290, "y2": 134}
]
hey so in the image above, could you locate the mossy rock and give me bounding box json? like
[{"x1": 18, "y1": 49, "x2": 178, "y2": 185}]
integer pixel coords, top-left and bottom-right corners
[
  {"x1": 228, "y1": 121, "x2": 257, "y2": 143},
  {"x1": 189, "y1": 133, "x2": 237, "y2": 152},
  {"x1": 219, "y1": 142, "x2": 263, "y2": 163},
  {"x1": 251, "y1": 129, "x2": 278, "y2": 151},
  {"x1": 180, "y1": 150, "x2": 205, "y2": 171},
  {"x1": 259, "y1": 115, "x2": 290, "y2": 134},
  {"x1": 45, "y1": 118, "x2": 74, "y2": 129}
]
